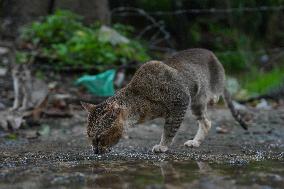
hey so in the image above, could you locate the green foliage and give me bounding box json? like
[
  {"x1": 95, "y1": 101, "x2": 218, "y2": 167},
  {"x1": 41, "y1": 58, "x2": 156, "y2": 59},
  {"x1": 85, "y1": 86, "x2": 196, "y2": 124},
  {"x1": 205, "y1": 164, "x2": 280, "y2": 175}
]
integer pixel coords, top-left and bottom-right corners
[
  {"x1": 15, "y1": 51, "x2": 29, "y2": 64},
  {"x1": 21, "y1": 10, "x2": 83, "y2": 46},
  {"x1": 188, "y1": 22, "x2": 257, "y2": 73},
  {"x1": 20, "y1": 10, "x2": 150, "y2": 70},
  {"x1": 112, "y1": 23, "x2": 135, "y2": 37},
  {"x1": 129, "y1": 0, "x2": 284, "y2": 74},
  {"x1": 6, "y1": 133, "x2": 18, "y2": 140},
  {"x1": 217, "y1": 52, "x2": 248, "y2": 73},
  {"x1": 242, "y1": 67, "x2": 284, "y2": 95}
]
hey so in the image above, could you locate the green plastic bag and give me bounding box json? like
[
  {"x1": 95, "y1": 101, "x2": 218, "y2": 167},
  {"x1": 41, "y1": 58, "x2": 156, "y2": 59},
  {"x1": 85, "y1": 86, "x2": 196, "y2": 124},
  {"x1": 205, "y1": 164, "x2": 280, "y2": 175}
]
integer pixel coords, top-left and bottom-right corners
[{"x1": 76, "y1": 69, "x2": 115, "y2": 96}]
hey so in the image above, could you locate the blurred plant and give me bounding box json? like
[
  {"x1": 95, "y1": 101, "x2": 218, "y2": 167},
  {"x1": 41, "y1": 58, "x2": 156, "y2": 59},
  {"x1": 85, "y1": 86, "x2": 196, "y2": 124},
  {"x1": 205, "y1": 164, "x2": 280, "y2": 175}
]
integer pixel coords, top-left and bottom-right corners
[
  {"x1": 242, "y1": 66, "x2": 284, "y2": 95},
  {"x1": 112, "y1": 23, "x2": 135, "y2": 37},
  {"x1": 188, "y1": 21, "x2": 260, "y2": 73},
  {"x1": 15, "y1": 51, "x2": 29, "y2": 64},
  {"x1": 110, "y1": 0, "x2": 284, "y2": 96},
  {"x1": 21, "y1": 10, "x2": 83, "y2": 46},
  {"x1": 20, "y1": 10, "x2": 150, "y2": 71}
]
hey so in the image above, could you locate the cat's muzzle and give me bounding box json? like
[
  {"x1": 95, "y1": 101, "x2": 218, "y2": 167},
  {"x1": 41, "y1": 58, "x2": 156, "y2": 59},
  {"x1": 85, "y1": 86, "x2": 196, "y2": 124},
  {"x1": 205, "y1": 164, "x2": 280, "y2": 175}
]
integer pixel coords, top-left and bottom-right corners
[{"x1": 92, "y1": 145, "x2": 111, "y2": 154}]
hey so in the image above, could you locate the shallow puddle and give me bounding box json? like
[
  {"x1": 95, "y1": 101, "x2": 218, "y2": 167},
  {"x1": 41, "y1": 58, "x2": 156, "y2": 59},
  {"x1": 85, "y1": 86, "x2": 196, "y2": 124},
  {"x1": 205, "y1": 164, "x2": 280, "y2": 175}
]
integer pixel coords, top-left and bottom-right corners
[{"x1": 0, "y1": 160, "x2": 283, "y2": 189}]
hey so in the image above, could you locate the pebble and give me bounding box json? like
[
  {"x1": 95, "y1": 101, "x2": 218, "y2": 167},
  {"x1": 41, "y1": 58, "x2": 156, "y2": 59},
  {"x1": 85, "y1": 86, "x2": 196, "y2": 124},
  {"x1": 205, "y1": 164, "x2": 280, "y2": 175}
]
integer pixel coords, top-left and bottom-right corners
[
  {"x1": 0, "y1": 68, "x2": 7, "y2": 76},
  {"x1": 256, "y1": 99, "x2": 271, "y2": 110},
  {"x1": 216, "y1": 126, "x2": 229, "y2": 134}
]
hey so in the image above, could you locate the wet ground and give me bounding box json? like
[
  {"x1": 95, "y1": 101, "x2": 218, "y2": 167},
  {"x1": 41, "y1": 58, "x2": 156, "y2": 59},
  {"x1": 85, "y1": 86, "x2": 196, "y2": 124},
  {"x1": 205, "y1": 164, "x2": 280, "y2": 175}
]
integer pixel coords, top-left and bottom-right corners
[{"x1": 0, "y1": 107, "x2": 284, "y2": 189}]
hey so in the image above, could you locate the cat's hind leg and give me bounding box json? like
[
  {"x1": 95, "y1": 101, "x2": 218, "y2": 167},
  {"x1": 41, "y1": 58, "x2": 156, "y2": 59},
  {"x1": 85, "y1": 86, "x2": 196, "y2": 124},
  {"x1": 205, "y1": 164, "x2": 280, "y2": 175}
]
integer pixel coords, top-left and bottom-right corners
[
  {"x1": 19, "y1": 87, "x2": 29, "y2": 111},
  {"x1": 184, "y1": 103, "x2": 211, "y2": 148},
  {"x1": 19, "y1": 80, "x2": 32, "y2": 111}
]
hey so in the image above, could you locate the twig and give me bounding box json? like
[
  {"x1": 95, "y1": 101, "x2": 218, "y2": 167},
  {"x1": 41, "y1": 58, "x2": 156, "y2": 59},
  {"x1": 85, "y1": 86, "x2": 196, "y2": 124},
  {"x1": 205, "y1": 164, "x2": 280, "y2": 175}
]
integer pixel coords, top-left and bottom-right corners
[
  {"x1": 137, "y1": 20, "x2": 164, "y2": 39},
  {"x1": 111, "y1": 7, "x2": 173, "y2": 48}
]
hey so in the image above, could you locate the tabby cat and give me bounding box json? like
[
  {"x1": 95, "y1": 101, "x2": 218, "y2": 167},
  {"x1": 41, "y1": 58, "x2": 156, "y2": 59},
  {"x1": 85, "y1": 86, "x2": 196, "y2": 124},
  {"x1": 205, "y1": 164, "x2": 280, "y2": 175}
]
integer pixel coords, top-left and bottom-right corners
[{"x1": 82, "y1": 48, "x2": 248, "y2": 154}]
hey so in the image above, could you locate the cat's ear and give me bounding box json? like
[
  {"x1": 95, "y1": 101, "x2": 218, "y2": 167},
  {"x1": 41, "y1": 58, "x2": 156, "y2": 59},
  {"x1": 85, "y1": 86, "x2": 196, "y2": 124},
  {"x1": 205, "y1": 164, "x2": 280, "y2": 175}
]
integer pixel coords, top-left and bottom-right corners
[
  {"x1": 109, "y1": 102, "x2": 125, "y2": 113},
  {"x1": 81, "y1": 101, "x2": 96, "y2": 112},
  {"x1": 111, "y1": 102, "x2": 120, "y2": 109},
  {"x1": 110, "y1": 102, "x2": 128, "y2": 120}
]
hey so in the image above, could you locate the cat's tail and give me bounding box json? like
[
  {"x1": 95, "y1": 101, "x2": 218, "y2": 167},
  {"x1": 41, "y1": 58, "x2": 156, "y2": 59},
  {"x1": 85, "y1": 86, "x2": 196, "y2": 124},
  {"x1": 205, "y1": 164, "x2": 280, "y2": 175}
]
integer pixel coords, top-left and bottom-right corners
[{"x1": 223, "y1": 88, "x2": 248, "y2": 130}]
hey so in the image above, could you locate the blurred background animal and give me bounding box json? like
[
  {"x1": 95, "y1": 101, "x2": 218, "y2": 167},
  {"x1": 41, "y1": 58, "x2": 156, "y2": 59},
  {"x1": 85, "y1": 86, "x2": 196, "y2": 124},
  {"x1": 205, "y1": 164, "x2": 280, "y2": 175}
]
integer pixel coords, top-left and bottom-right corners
[{"x1": 11, "y1": 63, "x2": 48, "y2": 112}]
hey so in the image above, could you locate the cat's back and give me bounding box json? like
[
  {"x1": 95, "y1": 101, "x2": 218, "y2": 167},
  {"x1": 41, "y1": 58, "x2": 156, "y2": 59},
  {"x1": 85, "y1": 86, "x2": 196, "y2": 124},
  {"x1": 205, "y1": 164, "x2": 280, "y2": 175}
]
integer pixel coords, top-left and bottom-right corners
[
  {"x1": 129, "y1": 48, "x2": 216, "y2": 84},
  {"x1": 126, "y1": 48, "x2": 225, "y2": 102},
  {"x1": 164, "y1": 48, "x2": 225, "y2": 95},
  {"x1": 127, "y1": 60, "x2": 187, "y2": 103},
  {"x1": 164, "y1": 48, "x2": 215, "y2": 69},
  {"x1": 128, "y1": 60, "x2": 180, "y2": 91}
]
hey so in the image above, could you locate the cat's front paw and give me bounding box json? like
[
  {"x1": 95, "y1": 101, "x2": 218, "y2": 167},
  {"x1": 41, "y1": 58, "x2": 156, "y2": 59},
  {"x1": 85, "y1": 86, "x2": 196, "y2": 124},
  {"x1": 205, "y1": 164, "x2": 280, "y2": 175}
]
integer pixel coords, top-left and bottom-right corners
[
  {"x1": 184, "y1": 140, "x2": 200, "y2": 148},
  {"x1": 152, "y1": 144, "x2": 168, "y2": 153},
  {"x1": 9, "y1": 106, "x2": 18, "y2": 111}
]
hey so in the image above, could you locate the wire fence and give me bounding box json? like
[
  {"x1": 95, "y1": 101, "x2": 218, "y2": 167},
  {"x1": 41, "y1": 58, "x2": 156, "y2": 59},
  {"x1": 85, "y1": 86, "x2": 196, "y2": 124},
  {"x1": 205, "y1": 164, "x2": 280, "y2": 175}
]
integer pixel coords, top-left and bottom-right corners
[
  {"x1": 112, "y1": 6, "x2": 284, "y2": 54},
  {"x1": 112, "y1": 5, "x2": 284, "y2": 16},
  {"x1": 0, "y1": 5, "x2": 284, "y2": 72},
  {"x1": 1, "y1": 4, "x2": 283, "y2": 105}
]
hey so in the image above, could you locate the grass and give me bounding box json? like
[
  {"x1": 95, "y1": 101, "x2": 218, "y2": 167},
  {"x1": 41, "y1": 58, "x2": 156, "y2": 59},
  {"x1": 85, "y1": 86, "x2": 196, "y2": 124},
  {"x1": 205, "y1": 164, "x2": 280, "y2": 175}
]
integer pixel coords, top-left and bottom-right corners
[{"x1": 241, "y1": 66, "x2": 284, "y2": 95}]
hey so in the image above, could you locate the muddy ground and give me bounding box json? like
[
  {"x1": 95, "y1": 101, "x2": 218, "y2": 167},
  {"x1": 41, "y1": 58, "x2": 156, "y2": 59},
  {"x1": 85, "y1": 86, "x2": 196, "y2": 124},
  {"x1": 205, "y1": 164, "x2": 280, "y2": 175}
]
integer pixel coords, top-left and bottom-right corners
[{"x1": 0, "y1": 106, "x2": 284, "y2": 189}]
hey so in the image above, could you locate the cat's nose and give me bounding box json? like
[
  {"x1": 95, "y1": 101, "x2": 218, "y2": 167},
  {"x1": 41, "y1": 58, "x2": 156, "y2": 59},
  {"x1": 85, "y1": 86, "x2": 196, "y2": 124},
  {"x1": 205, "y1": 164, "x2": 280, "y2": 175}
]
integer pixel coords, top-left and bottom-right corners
[
  {"x1": 92, "y1": 146, "x2": 111, "y2": 154},
  {"x1": 92, "y1": 145, "x2": 99, "y2": 154}
]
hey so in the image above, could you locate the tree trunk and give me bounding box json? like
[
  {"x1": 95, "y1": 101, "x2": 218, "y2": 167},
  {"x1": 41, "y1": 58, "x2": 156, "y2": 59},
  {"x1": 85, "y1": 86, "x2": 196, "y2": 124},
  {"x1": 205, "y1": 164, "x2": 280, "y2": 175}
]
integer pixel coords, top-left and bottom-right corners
[
  {"x1": 0, "y1": 0, "x2": 50, "y2": 39},
  {"x1": 54, "y1": 0, "x2": 111, "y2": 25},
  {"x1": 48, "y1": 0, "x2": 56, "y2": 14},
  {"x1": 0, "y1": 0, "x2": 111, "y2": 39}
]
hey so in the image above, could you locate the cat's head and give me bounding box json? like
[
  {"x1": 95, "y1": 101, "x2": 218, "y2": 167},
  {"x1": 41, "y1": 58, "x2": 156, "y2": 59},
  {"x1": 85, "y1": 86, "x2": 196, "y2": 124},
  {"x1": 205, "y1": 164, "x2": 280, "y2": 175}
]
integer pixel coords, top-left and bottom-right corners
[
  {"x1": 81, "y1": 101, "x2": 126, "y2": 154},
  {"x1": 12, "y1": 64, "x2": 31, "y2": 79}
]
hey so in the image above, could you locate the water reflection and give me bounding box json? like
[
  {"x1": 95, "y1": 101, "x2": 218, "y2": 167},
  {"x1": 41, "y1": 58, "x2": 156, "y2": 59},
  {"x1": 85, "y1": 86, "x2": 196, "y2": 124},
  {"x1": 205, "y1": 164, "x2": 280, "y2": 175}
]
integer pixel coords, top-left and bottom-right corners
[
  {"x1": 1, "y1": 159, "x2": 283, "y2": 189},
  {"x1": 159, "y1": 161, "x2": 182, "y2": 186},
  {"x1": 157, "y1": 161, "x2": 231, "y2": 189},
  {"x1": 79, "y1": 160, "x2": 283, "y2": 189}
]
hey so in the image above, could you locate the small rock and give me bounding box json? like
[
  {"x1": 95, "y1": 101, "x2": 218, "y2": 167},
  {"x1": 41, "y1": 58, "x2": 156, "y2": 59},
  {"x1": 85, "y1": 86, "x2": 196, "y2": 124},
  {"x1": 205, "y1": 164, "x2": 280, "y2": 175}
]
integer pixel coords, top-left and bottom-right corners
[
  {"x1": 0, "y1": 47, "x2": 9, "y2": 55},
  {"x1": 241, "y1": 112, "x2": 254, "y2": 123},
  {"x1": 51, "y1": 172, "x2": 85, "y2": 185},
  {"x1": 0, "y1": 67, "x2": 7, "y2": 76},
  {"x1": 226, "y1": 77, "x2": 240, "y2": 95},
  {"x1": 260, "y1": 54, "x2": 269, "y2": 64},
  {"x1": 256, "y1": 99, "x2": 271, "y2": 110},
  {"x1": 25, "y1": 130, "x2": 39, "y2": 139},
  {"x1": 7, "y1": 115, "x2": 23, "y2": 130},
  {"x1": 37, "y1": 124, "x2": 50, "y2": 137},
  {"x1": 0, "y1": 102, "x2": 5, "y2": 110},
  {"x1": 216, "y1": 126, "x2": 229, "y2": 134},
  {"x1": 257, "y1": 173, "x2": 283, "y2": 182},
  {"x1": 48, "y1": 81, "x2": 58, "y2": 90}
]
